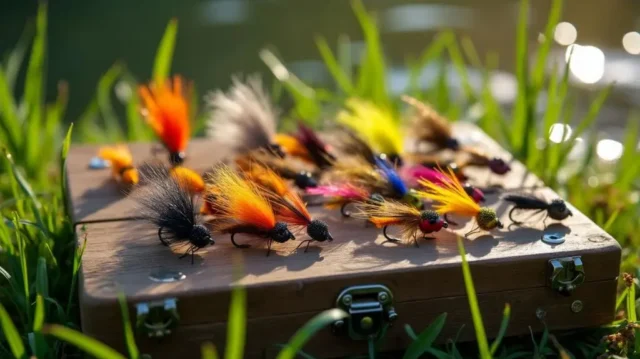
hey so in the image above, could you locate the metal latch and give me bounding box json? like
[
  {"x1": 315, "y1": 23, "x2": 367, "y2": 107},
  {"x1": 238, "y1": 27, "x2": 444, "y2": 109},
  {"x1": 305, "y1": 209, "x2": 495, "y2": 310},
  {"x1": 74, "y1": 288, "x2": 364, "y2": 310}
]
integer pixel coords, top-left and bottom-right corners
[
  {"x1": 333, "y1": 285, "x2": 397, "y2": 340},
  {"x1": 136, "y1": 298, "x2": 179, "y2": 338},
  {"x1": 548, "y1": 256, "x2": 585, "y2": 295}
]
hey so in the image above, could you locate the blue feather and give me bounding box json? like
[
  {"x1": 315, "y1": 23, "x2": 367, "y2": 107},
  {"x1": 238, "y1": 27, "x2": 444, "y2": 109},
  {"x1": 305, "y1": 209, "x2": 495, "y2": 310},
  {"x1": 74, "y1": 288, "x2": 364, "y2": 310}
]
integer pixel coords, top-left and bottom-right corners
[{"x1": 374, "y1": 158, "x2": 408, "y2": 196}]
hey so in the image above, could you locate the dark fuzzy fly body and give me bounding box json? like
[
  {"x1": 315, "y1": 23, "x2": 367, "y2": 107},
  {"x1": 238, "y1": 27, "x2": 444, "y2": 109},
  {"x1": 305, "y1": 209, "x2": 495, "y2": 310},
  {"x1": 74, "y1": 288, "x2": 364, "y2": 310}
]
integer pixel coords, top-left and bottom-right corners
[
  {"x1": 503, "y1": 194, "x2": 549, "y2": 209},
  {"x1": 503, "y1": 194, "x2": 572, "y2": 225},
  {"x1": 133, "y1": 163, "x2": 214, "y2": 263}
]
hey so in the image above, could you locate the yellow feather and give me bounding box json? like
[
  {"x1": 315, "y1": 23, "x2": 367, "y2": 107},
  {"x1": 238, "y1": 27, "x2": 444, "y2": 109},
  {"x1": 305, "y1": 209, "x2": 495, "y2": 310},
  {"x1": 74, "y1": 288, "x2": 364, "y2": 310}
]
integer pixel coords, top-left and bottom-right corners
[
  {"x1": 417, "y1": 167, "x2": 480, "y2": 217},
  {"x1": 337, "y1": 98, "x2": 403, "y2": 156}
]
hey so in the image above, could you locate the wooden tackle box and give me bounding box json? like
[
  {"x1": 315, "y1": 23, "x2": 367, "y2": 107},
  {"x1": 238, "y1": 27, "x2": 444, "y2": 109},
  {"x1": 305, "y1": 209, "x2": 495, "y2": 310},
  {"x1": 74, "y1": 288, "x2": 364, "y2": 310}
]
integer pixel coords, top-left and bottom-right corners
[{"x1": 66, "y1": 123, "x2": 621, "y2": 358}]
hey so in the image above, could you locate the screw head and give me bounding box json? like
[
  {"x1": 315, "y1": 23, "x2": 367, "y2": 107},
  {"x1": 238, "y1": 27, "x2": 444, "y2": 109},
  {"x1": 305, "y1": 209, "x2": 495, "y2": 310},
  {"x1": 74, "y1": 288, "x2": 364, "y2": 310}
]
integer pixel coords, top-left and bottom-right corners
[
  {"x1": 333, "y1": 320, "x2": 344, "y2": 329},
  {"x1": 536, "y1": 308, "x2": 546, "y2": 320},
  {"x1": 360, "y1": 316, "x2": 374, "y2": 330},
  {"x1": 571, "y1": 300, "x2": 583, "y2": 313},
  {"x1": 342, "y1": 294, "x2": 352, "y2": 306},
  {"x1": 378, "y1": 292, "x2": 388, "y2": 303},
  {"x1": 387, "y1": 308, "x2": 398, "y2": 322}
]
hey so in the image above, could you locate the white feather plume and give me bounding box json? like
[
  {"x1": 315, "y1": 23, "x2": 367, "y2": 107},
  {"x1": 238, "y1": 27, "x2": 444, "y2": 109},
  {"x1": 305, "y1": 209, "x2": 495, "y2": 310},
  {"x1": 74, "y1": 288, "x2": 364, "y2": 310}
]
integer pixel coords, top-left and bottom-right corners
[{"x1": 205, "y1": 75, "x2": 279, "y2": 154}]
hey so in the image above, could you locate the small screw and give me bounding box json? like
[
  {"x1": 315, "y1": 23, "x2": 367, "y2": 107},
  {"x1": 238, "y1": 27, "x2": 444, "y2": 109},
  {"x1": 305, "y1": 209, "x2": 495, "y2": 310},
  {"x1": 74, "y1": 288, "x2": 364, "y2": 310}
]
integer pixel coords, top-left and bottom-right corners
[
  {"x1": 360, "y1": 316, "x2": 374, "y2": 330},
  {"x1": 387, "y1": 308, "x2": 398, "y2": 322},
  {"x1": 571, "y1": 300, "x2": 583, "y2": 313},
  {"x1": 378, "y1": 292, "x2": 388, "y2": 303},
  {"x1": 333, "y1": 320, "x2": 344, "y2": 329},
  {"x1": 536, "y1": 308, "x2": 546, "y2": 320},
  {"x1": 342, "y1": 295, "x2": 352, "y2": 306}
]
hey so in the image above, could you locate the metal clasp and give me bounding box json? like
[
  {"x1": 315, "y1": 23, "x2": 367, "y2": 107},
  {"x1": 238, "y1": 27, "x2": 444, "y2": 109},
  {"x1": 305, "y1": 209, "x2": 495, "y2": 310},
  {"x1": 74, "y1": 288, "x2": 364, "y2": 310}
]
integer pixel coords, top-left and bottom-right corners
[
  {"x1": 135, "y1": 298, "x2": 179, "y2": 338},
  {"x1": 333, "y1": 285, "x2": 397, "y2": 340},
  {"x1": 548, "y1": 256, "x2": 585, "y2": 295}
]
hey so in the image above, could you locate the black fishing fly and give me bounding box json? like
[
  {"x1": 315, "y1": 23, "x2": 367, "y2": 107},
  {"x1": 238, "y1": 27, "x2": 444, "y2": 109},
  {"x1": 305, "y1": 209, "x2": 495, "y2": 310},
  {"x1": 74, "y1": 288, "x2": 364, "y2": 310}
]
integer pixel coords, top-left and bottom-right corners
[
  {"x1": 503, "y1": 194, "x2": 573, "y2": 225},
  {"x1": 132, "y1": 163, "x2": 214, "y2": 263}
]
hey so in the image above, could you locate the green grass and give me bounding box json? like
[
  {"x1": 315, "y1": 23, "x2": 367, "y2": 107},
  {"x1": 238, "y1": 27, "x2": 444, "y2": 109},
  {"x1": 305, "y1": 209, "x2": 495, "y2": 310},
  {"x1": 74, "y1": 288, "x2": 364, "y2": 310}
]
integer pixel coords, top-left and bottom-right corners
[{"x1": 1, "y1": 0, "x2": 639, "y2": 357}]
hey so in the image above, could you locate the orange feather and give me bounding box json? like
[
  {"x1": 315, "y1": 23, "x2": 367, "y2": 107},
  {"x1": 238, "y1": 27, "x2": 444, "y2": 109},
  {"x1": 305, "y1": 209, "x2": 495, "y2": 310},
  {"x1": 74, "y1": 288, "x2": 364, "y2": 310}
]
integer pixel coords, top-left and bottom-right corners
[
  {"x1": 139, "y1": 75, "x2": 191, "y2": 153},
  {"x1": 170, "y1": 166, "x2": 204, "y2": 194},
  {"x1": 417, "y1": 166, "x2": 480, "y2": 217},
  {"x1": 208, "y1": 166, "x2": 276, "y2": 230},
  {"x1": 274, "y1": 134, "x2": 312, "y2": 162},
  {"x1": 98, "y1": 145, "x2": 138, "y2": 185},
  {"x1": 240, "y1": 161, "x2": 311, "y2": 226}
]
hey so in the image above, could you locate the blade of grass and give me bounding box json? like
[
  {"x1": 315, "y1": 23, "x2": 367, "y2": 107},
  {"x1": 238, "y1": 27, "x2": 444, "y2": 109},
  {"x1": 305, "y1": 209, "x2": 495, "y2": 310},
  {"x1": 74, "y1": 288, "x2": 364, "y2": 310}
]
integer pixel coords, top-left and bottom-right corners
[
  {"x1": 351, "y1": 0, "x2": 389, "y2": 108},
  {"x1": 201, "y1": 342, "x2": 219, "y2": 359},
  {"x1": 556, "y1": 84, "x2": 612, "y2": 172},
  {"x1": 97, "y1": 63, "x2": 124, "y2": 140},
  {"x1": 315, "y1": 36, "x2": 353, "y2": 94},
  {"x1": 60, "y1": 123, "x2": 73, "y2": 218},
  {"x1": 511, "y1": 0, "x2": 531, "y2": 155},
  {"x1": 224, "y1": 285, "x2": 246, "y2": 359},
  {"x1": 338, "y1": 34, "x2": 352, "y2": 87},
  {"x1": 628, "y1": 278, "x2": 637, "y2": 322},
  {"x1": 531, "y1": 0, "x2": 563, "y2": 91},
  {"x1": 603, "y1": 209, "x2": 620, "y2": 233},
  {"x1": 116, "y1": 293, "x2": 139, "y2": 359},
  {"x1": 14, "y1": 215, "x2": 31, "y2": 327},
  {"x1": 402, "y1": 313, "x2": 447, "y2": 359},
  {"x1": 153, "y1": 18, "x2": 178, "y2": 85},
  {"x1": 5, "y1": 20, "x2": 33, "y2": 91},
  {"x1": 66, "y1": 227, "x2": 87, "y2": 318},
  {"x1": 33, "y1": 294, "x2": 47, "y2": 359},
  {"x1": 44, "y1": 324, "x2": 127, "y2": 359},
  {"x1": 446, "y1": 34, "x2": 474, "y2": 103},
  {"x1": 0, "y1": 302, "x2": 26, "y2": 359},
  {"x1": 23, "y1": 2, "x2": 46, "y2": 116},
  {"x1": 0, "y1": 68, "x2": 21, "y2": 153},
  {"x1": 276, "y1": 309, "x2": 348, "y2": 359},
  {"x1": 457, "y1": 236, "x2": 491, "y2": 359},
  {"x1": 615, "y1": 117, "x2": 640, "y2": 191},
  {"x1": 35, "y1": 257, "x2": 48, "y2": 298},
  {"x1": 490, "y1": 304, "x2": 511, "y2": 355},
  {"x1": 616, "y1": 288, "x2": 629, "y2": 310}
]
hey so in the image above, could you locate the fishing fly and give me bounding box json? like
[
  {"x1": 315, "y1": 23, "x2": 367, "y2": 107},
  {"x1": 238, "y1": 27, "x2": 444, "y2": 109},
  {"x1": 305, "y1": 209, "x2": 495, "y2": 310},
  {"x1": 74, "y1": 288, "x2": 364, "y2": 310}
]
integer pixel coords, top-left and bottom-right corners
[
  {"x1": 97, "y1": 145, "x2": 139, "y2": 186},
  {"x1": 503, "y1": 194, "x2": 573, "y2": 225},
  {"x1": 132, "y1": 163, "x2": 214, "y2": 264},
  {"x1": 236, "y1": 150, "x2": 318, "y2": 189},
  {"x1": 403, "y1": 165, "x2": 485, "y2": 203},
  {"x1": 355, "y1": 200, "x2": 448, "y2": 247},
  {"x1": 138, "y1": 162, "x2": 205, "y2": 195},
  {"x1": 206, "y1": 75, "x2": 285, "y2": 158},
  {"x1": 306, "y1": 183, "x2": 384, "y2": 218},
  {"x1": 418, "y1": 167, "x2": 504, "y2": 236},
  {"x1": 242, "y1": 161, "x2": 333, "y2": 252},
  {"x1": 139, "y1": 75, "x2": 192, "y2": 165},
  {"x1": 207, "y1": 166, "x2": 295, "y2": 256},
  {"x1": 337, "y1": 98, "x2": 405, "y2": 166},
  {"x1": 402, "y1": 95, "x2": 460, "y2": 152}
]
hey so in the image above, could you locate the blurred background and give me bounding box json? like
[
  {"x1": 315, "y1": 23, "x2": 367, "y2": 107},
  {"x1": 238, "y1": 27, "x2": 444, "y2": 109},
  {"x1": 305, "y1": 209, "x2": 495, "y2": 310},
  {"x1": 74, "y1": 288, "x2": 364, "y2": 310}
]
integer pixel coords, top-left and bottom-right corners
[{"x1": 2, "y1": 1, "x2": 640, "y2": 135}]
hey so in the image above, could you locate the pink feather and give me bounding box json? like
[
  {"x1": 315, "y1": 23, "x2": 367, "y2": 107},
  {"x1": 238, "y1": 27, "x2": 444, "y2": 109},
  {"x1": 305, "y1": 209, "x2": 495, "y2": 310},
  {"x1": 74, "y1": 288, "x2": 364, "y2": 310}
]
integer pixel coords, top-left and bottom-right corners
[
  {"x1": 306, "y1": 184, "x2": 368, "y2": 201},
  {"x1": 401, "y1": 165, "x2": 448, "y2": 188}
]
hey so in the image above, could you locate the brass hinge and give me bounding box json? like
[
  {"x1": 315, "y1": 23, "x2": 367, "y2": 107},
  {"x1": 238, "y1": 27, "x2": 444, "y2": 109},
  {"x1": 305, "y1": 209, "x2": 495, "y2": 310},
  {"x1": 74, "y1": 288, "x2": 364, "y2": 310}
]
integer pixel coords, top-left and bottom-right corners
[
  {"x1": 548, "y1": 256, "x2": 585, "y2": 295},
  {"x1": 333, "y1": 285, "x2": 397, "y2": 341},
  {"x1": 135, "y1": 298, "x2": 179, "y2": 338}
]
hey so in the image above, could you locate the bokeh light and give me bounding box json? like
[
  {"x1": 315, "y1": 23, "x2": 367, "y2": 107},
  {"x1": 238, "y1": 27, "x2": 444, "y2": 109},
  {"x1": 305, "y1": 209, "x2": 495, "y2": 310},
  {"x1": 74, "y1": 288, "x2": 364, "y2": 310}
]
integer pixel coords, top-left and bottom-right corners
[
  {"x1": 622, "y1": 32, "x2": 640, "y2": 55},
  {"x1": 565, "y1": 44, "x2": 605, "y2": 84},
  {"x1": 548, "y1": 123, "x2": 572, "y2": 143},
  {"x1": 554, "y1": 22, "x2": 577, "y2": 46},
  {"x1": 596, "y1": 139, "x2": 624, "y2": 161}
]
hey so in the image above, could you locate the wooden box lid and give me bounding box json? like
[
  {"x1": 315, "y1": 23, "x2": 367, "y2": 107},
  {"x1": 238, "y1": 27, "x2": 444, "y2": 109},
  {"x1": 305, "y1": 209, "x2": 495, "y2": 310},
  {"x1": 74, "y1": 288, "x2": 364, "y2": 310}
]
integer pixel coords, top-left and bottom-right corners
[{"x1": 69, "y1": 123, "x2": 620, "y2": 357}]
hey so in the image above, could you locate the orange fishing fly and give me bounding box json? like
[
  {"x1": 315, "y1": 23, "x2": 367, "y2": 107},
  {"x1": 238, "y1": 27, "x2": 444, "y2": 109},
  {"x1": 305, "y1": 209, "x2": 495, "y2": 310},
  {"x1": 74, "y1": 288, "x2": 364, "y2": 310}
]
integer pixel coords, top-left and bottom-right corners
[
  {"x1": 417, "y1": 167, "x2": 503, "y2": 236},
  {"x1": 138, "y1": 162, "x2": 204, "y2": 195},
  {"x1": 355, "y1": 200, "x2": 447, "y2": 247},
  {"x1": 139, "y1": 75, "x2": 191, "y2": 165},
  {"x1": 98, "y1": 145, "x2": 139, "y2": 185},
  {"x1": 241, "y1": 161, "x2": 333, "y2": 252},
  {"x1": 207, "y1": 166, "x2": 295, "y2": 255}
]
